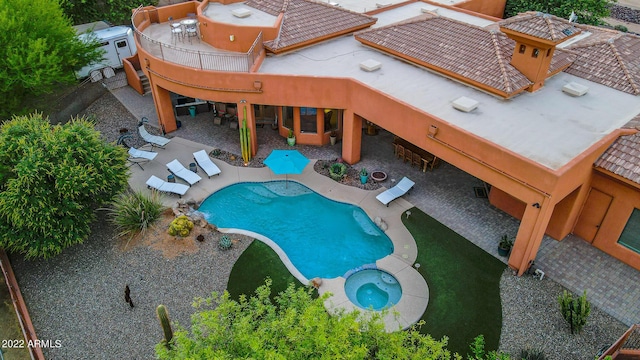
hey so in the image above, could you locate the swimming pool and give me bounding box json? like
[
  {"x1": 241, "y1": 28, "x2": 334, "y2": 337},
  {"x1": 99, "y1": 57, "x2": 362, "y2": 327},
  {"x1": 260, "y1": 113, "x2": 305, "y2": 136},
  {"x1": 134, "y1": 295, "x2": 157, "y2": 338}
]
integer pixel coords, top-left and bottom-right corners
[{"x1": 198, "y1": 181, "x2": 394, "y2": 279}]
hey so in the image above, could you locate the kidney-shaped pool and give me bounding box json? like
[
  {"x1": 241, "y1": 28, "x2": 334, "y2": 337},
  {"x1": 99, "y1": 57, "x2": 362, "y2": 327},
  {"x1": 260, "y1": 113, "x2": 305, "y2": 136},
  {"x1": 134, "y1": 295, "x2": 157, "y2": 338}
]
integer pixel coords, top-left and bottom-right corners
[{"x1": 198, "y1": 181, "x2": 393, "y2": 279}]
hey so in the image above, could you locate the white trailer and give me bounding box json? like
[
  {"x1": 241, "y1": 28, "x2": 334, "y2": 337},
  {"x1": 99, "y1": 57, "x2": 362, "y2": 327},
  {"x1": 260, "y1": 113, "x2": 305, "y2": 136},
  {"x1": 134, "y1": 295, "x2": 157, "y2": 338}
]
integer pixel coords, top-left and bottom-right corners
[{"x1": 74, "y1": 21, "x2": 137, "y2": 79}]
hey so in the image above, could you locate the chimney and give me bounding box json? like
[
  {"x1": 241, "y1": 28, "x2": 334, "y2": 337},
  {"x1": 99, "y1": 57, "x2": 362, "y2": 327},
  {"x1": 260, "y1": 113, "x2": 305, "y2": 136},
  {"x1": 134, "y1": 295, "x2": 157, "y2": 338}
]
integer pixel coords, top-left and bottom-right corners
[{"x1": 500, "y1": 13, "x2": 580, "y2": 92}]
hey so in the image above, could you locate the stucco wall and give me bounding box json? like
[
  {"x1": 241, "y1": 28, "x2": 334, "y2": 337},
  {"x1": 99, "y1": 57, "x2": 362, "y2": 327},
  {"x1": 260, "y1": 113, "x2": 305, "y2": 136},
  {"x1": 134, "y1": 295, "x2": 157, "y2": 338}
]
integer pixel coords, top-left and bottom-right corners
[
  {"x1": 578, "y1": 171, "x2": 640, "y2": 271},
  {"x1": 454, "y1": 0, "x2": 506, "y2": 18}
]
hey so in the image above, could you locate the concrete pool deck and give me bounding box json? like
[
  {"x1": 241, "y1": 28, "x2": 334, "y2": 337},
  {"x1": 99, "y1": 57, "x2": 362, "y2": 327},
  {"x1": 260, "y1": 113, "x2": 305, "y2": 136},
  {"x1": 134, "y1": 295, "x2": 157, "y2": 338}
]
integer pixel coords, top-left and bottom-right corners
[{"x1": 128, "y1": 136, "x2": 428, "y2": 331}]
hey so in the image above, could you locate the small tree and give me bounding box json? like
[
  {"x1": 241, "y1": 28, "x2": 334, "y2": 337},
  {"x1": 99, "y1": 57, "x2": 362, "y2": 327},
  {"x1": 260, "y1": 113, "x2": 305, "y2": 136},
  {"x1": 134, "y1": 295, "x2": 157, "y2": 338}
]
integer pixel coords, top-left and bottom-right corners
[
  {"x1": 156, "y1": 279, "x2": 460, "y2": 359},
  {"x1": 0, "y1": 113, "x2": 129, "y2": 258},
  {"x1": 504, "y1": 0, "x2": 615, "y2": 25},
  {"x1": 0, "y1": 0, "x2": 104, "y2": 119},
  {"x1": 558, "y1": 290, "x2": 591, "y2": 334}
]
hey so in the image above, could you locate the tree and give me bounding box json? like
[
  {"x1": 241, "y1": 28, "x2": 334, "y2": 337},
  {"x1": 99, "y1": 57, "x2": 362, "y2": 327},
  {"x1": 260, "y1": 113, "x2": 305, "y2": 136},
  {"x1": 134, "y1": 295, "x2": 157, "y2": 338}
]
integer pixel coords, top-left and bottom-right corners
[
  {"x1": 59, "y1": 0, "x2": 158, "y2": 26},
  {"x1": 0, "y1": 0, "x2": 103, "y2": 119},
  {"x1": 504, "y1": 0, "x2": 615, "y2": 25},
  {"x1": 0, "y1": 113, "x2": 129, "y2": 258},
  {"x1": 155, "y1": 279, "x2": 461, "y2": 359}
]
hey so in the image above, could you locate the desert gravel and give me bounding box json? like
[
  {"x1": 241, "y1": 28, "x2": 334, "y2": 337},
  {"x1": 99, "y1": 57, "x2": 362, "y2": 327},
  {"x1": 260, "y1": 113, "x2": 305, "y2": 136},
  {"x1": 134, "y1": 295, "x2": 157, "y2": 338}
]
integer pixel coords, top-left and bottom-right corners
[{"x1": 9, "y1": 90, "x2": 629, "y2": 359}]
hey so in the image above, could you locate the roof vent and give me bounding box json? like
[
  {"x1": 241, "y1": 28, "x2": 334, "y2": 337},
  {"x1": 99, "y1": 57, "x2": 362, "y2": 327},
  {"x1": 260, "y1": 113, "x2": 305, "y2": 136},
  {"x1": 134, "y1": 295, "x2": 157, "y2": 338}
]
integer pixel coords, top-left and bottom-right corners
[
  {"x1": 421, "y1": 7, "x2": 438, "y2": 13},
  {"x1": 232, "y1": 8, "x2": 252, "y2": 18},
  {"x1": 452, "y1": 96, "x2": 479, "y2": 112},
  {"x1": 376, "y1": 2, "x2": 391, "y2": 8},
  {"x1": 360, "y1": 59, "x2": 382, "y2": 72},
  {"x1": 562, "y1": 82, "x2": 589, "y2": 97}
]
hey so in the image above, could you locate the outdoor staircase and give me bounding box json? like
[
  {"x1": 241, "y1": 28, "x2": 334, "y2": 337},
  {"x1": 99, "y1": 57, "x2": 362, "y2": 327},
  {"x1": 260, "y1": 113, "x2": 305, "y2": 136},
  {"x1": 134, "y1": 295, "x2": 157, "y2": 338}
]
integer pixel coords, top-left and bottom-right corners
[{"x1": 137, "y1": 70, "x2": 151, "y2": 95}]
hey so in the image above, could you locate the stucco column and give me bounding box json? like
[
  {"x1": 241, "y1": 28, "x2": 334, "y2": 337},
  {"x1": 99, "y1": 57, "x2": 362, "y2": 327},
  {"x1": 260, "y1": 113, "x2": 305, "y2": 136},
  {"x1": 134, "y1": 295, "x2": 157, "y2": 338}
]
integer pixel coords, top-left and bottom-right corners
[
  {"x1": 151, "y1": 84, "x2": 177, "y2": 133},
  {"x1": 238, "y1": 101, "x2": 258, "y2": 156},
  {"x1": 342, "y1": 110, "x2": 362, "y2": 164},
  {"x1": 509, "y1": 196, "x2": 553, "y2": 275}
]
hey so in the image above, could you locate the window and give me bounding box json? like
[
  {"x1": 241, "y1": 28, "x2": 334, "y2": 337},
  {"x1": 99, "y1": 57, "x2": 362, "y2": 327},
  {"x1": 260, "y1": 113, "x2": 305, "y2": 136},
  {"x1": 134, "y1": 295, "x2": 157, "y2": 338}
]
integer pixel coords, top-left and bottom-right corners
[
  {"x1": 618, "y1": 209, "x2": 640, "y2": 254},
  {"x1": 282, "y1": 106, "x2": 293, "y2": 130},
  {"x1": 323, "y1": 108, "x2": 342, "y2": 132},
  {"x1": 519, "y1": 44, "x2": 526, "y2": 54},
  {"x1": 532, "y1": 48, "x2": 539, "y2": 58},
  {"x1": 116, "y1": 41, "x2": 127, "y2": 48},
  {"x1": 547, "y1": 48, "x2": 551, "y2": 57},
  {"x1": 300, "y1": 107, "x2": 317, "y2": 133}
]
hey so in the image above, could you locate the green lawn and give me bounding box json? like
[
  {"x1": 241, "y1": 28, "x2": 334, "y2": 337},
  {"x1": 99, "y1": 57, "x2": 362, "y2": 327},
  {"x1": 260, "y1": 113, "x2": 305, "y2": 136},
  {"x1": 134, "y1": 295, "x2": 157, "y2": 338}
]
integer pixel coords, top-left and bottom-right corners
[
  {"x1": 402, "y1": 207, "x2": 505, "y2": 354},
  {"x1": 227, "y1": 207, "x2": 505, "y2": 356}
]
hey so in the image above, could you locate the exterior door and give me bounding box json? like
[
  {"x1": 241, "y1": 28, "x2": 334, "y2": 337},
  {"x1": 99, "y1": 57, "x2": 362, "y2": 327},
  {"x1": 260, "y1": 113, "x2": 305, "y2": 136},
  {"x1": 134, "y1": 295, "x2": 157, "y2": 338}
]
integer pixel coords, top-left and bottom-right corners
[
  {"x1": 115, "y1": 39, "x2": 133, "y2": 65},
  {"x1": 574, "y1": 188, "x2": 612, "y2": 243}
]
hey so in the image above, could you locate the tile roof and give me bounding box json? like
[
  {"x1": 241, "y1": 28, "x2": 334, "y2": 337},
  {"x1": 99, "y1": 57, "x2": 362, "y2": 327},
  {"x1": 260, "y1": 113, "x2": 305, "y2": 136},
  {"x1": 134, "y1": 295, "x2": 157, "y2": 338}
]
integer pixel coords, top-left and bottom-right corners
[
  {"x1": 247, "y1": 0, "x2": 376, "y2": 53},
  {"x1": 595, "y1": 129, "x2": 640, "y2": 184},
  {"x1": 355, "y1": 15, "x2": 532, "y2": 97},
  {"x1": 564, "y1": 33, "x2": 640, "y2": 95},
  {"x1": 498, "y1": 11, "x2": 581, "y2": 42}
]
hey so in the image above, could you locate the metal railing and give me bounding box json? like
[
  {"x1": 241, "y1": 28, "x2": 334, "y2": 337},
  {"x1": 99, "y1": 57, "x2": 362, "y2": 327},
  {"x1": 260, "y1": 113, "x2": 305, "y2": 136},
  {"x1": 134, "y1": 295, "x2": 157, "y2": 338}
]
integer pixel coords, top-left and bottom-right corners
[{"x1": 131, "y1": 6, "x2": 263, "y2": 72}]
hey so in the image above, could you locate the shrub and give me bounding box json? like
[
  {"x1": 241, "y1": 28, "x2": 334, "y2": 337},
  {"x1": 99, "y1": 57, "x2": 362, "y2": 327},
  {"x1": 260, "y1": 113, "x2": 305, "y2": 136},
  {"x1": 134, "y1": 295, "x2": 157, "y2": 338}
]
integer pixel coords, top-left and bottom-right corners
[
  {"x1": 329, "y1": 162, "x2": 347, "y2": 181},
  {"x1": 520, "y1": 347, "x2": 546, "y2": 360},
  {"x1": 107, "y1": 190, "x2": 164, "y2": 241},
  {"x1": 219, "y1": 235, "x2": 232, "y2": 250},
  {"x1": 558, "y1": 290, "x2": 591, "y2": 334},
  {"x1": 0, "y1": 114, "x2": 129, "y2": 258},
  {"x1": 614, "y1": 24, "x2": 628, "y2": 32},
  {"x1": 168, "y1": 215, "x2": 194, "y2": 237}
]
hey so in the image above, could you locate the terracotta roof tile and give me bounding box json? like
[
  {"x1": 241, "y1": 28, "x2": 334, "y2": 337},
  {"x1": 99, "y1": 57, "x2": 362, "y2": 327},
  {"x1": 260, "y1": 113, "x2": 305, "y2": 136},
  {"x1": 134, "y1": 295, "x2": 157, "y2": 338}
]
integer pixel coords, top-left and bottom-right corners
[
  {"x1": 596, "y1": 115, "x2": 640, "y2": 184},
  {"x1": 499, "y1": 11, "x2": 581, "y2": 42},
  {"x1": 565, "y1": 34, "x2": 640, "y2": 95},
  {"x1": 355, "y1": 16, "x2": 531, "y2": 96},
  {"x1": 249, "y1": 0, "x2": 376, "y2": 52}
]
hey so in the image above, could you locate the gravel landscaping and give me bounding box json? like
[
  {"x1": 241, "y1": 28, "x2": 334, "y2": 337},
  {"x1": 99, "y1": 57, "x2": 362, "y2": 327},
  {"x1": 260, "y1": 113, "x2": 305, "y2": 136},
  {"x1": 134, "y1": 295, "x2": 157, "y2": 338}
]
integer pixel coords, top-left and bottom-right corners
[{"x1": 8, "y1": 90, "x2": 630, "y2": 359}]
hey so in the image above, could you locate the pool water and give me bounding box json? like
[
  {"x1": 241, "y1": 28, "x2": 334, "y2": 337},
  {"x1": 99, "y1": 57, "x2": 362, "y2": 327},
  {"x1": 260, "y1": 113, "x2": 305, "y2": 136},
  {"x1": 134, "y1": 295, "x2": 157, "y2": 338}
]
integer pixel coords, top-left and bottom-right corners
[
  {"x1": 198, "y1": 181, "x2": 393, "y2": 279},
  {"x1": 345, "y1": 269, "x2": 402, "y2": 311}
]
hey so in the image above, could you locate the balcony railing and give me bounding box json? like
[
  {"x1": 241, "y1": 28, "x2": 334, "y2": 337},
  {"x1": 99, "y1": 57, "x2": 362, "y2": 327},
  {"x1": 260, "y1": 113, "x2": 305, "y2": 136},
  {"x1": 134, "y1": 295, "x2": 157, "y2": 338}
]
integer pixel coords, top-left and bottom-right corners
[{"x1": 131, "y1": 6, "x2": 263, "y2": 72}]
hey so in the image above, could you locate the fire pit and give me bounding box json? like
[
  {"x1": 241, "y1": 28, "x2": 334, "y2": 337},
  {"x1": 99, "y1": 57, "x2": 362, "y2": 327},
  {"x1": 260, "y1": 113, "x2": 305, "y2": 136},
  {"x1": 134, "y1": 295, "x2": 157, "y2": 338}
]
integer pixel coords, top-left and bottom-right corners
[{"x1": 371, "y1": 171, "x2": 387, "y2": 182}]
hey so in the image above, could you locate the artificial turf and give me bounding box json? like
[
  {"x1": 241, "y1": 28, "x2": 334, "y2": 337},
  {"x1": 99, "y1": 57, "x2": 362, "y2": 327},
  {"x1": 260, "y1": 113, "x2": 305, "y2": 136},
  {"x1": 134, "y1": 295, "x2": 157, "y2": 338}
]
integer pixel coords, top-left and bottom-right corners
[
  {"x1": 402, "y1": 207, "x2": 506, "y2": 355},
  {"x1": 227, "y1": 240, "x2": 304, "y2": 301},
  {"x1": 227, "y1": 207, "x2": 505, "y2": 356}
]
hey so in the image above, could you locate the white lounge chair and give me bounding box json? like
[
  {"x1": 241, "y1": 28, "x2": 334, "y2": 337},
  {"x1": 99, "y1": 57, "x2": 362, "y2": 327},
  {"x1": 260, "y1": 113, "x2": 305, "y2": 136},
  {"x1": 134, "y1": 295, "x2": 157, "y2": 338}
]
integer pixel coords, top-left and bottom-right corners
[
  {"x1": 376, "y1": 177, "x2": 415, "y2": 207},
  {"x1": 193, "y1": 150, "x2": 221, "y2": 178},
  {"x1": 127, "y1": 147, "x2": 158, "y2": 170},
  {"x1": 146, "y1": 175, "x2": 189, "y2": 198},
  {"x1": 166, "y1": 159, "x2": 202, "y2": 186},
  {"x1": 138, "y1": 124, "x2": 171, "y2": 150}
]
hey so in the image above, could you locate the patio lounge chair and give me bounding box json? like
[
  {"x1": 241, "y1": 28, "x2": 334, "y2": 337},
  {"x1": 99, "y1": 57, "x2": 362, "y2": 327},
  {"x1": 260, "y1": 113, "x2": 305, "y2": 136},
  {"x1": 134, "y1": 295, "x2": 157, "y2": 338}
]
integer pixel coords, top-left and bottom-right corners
[
  {"x1": 146, "y1": 175, "x2": 189, "y2": 198},
  {"x1": 138, "y1": 124, "x2": 171, "y2": 150},
  {"x1": 193, "y1": 150, "x2": 221, "y2": 178},
  {"x1": 166, "y1": 159, "x2": 202, "y2": 186},
  {"x1": 127, "y1": 147, "x2": 158, "y2": 170},
  {"x1": 376, "y1": 177, "x2": 415, "y2": 207}
]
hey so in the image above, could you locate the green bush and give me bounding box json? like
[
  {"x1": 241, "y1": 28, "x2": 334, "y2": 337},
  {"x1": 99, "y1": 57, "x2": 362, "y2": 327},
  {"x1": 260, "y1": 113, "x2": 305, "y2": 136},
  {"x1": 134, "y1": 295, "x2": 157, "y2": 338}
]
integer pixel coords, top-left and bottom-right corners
[
  {"x1": 0, "y1": 114, "x2": 128, "y2": 258},
  {"x1": 168, "y1": 215, "x2": 194, "y2": 237},
  {"x1": 614, "y1": 24, "x2": 628, "y2": 32},
  {"x1": 558, "y1": 290, "x2": 591, "y2": 334},
  {"x1": 107, "y1": 190, "x2": 164, "y2": 240},
  {"x1": 520, "y1": 347, "x2": 546, "y2": 360}
]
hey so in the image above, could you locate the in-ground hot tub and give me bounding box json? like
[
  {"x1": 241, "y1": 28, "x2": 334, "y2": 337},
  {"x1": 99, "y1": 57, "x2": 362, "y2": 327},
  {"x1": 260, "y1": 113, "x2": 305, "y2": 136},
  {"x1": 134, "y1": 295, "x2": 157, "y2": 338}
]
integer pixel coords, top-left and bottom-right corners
[{"x1": 344, "y1": 269, "x2": 402, "y2": 311}]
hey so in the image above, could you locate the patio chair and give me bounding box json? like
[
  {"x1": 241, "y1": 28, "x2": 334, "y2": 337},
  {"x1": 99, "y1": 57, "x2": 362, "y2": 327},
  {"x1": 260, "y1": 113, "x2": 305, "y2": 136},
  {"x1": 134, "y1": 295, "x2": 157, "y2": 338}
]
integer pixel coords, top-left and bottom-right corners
[
  {"x1": 193, "y1": 150, "x2": 221, "y2": 178},
  {"x1": 376, "y1": 177, "x2": 415, "y2": 207},
  {"x1": 146, "y1": 175, "x2": 189, "y2": 198},
  {"x1": 166, "y1": 159, "x2": 202, "y2": 186},
  {"x1": 138, "y1": 124, "x2": 171, "y2": 150},
  {"x1": 127, "y1": 147, "x2": 158, "y2": 170}
]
